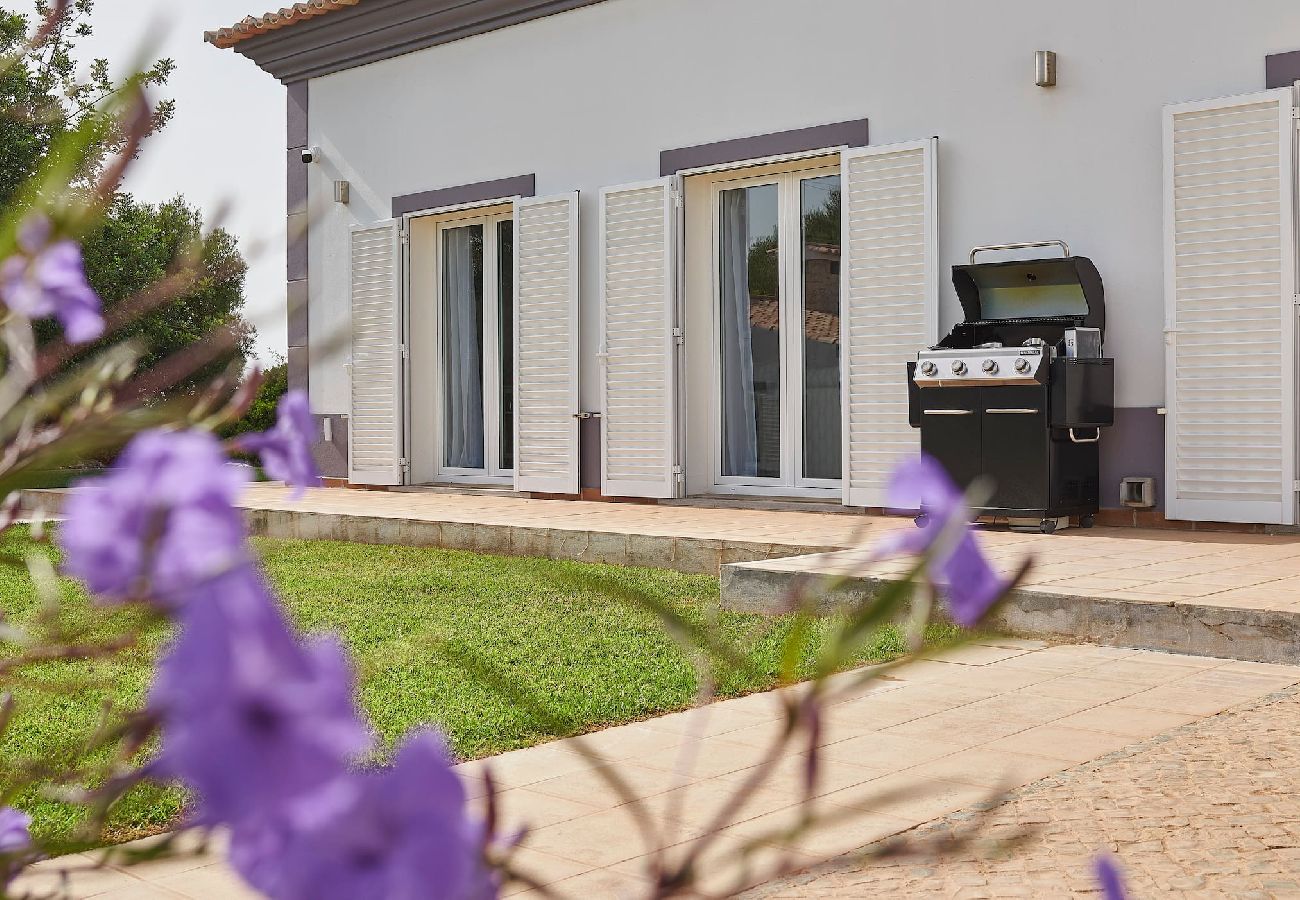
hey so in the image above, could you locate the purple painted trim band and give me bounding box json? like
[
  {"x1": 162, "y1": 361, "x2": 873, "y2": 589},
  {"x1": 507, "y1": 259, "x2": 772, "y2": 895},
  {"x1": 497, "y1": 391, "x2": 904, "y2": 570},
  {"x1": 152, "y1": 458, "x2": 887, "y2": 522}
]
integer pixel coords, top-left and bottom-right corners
[
  {"x1": 287, "y1": 280, "x2": 308, "y2": 347},
  {"x1": 660, "y1": 119, "x2": 869, "y2": 176},
  {"x1": 287, "y1": 148, "x2": 308, "y2": 216},
  {"x1": 285, "y1": 81, "x2": 312, "y2": 429},
  {"x1": 287, "y1": 82, "x2": 308, "y2": 149},
  {"x1": 1266, "y1": 49, "x2": 1300, "y2": 89},
  {"x1": 391, "y1": 173, "x2": 535, "y2": 217},
  {"x1": 1098, "y1": 407, "x2": 1164, "y2": 511},
  {"x1": 311, "y1": 414, "x2": 348, "y2": 480}
]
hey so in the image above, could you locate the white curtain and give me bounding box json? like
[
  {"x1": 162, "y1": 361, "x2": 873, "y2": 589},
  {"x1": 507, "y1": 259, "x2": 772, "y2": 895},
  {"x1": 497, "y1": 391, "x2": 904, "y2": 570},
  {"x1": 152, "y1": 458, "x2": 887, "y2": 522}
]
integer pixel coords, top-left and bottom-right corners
[
  {"x1": 719, "y1": 190, "x2": 758, "y2": 477},
  {"x1": 443, "y1": 227, "x2": 484, "y2": 469}
]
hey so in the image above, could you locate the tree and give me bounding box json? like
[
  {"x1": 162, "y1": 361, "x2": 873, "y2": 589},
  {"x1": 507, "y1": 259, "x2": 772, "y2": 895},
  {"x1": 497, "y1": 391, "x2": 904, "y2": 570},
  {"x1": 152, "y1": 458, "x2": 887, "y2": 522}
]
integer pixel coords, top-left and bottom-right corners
[
  {"x1": 71, "y1": 194, "x2": 253, "y2": 392},
  {"x1": 220, "y1": 359, "x2": 287, "y2": 439},
  {"x1": 1, "y1": 2, "x2": 252, "y2": 388}
]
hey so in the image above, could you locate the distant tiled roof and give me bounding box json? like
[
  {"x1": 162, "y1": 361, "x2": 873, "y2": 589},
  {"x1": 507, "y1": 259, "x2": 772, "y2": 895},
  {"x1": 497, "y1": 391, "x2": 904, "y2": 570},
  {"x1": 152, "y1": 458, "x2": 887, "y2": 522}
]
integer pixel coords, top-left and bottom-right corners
[
  {"x1": 748, "y1": 299, "x2": 840, "y2": 345},
  {"x1": 204, "y1": 0, "x2": 360, "y2": 49}
]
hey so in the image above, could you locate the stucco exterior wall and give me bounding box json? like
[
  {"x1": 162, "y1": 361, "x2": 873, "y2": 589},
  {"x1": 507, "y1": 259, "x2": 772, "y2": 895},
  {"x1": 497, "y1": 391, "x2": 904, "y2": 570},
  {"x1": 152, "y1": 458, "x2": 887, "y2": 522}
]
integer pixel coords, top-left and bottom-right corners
[{"x1": 301, "y1": 0, "x2": 1300, "y2": 495}]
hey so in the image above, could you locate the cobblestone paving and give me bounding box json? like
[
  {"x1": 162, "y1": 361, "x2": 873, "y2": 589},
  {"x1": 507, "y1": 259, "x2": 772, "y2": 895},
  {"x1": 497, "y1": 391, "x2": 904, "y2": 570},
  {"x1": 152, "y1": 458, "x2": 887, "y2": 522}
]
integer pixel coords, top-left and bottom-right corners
[{"x1": 748, "y1": 682, "x2": 1300, "y2": 899}]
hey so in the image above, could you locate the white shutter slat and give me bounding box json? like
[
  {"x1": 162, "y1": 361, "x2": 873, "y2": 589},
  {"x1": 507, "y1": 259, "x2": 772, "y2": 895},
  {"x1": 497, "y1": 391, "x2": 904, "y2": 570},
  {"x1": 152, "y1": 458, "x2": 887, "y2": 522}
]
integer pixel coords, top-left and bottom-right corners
[
  {"x1": 513, "y1": 192, "x2": 580, "y2": 494},
  {"x1": 348, "y1": 220, "x2": 404, "y2": 486},
  {"x1": 599, "y1": 178, "x2": 678, "y2": 499},
  {"x1": 1164, "y1": 90, "x2": 1296, "y2": 525},
  {"x1": 840, "y1": 139, "x2": 938, "y2": 508}
]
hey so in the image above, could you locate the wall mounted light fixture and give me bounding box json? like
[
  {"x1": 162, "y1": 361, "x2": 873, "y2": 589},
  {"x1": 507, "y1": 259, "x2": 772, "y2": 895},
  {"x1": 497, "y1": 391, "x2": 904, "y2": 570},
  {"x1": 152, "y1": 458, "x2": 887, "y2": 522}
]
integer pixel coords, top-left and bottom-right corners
[{"x1": 1035, "y1": 50, "x2": 1057, "y2": 87}]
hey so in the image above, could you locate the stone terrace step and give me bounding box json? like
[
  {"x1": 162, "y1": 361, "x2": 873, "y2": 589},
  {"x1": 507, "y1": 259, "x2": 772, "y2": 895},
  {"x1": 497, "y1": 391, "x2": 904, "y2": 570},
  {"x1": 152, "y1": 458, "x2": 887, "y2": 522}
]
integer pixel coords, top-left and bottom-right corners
[
  {"x1": 17, "y1": 486, "x2": 864, "y2": 576},
  {"x1": 722, "y1": 541, "x2": 1300, "y2": 665}
]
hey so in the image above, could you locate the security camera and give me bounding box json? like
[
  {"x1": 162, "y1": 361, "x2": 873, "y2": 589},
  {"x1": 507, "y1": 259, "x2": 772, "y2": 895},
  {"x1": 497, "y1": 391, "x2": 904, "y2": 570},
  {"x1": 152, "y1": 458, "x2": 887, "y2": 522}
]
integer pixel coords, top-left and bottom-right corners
[{"x1": 301, "y1": 146, "x2": 320, "y2": 164}]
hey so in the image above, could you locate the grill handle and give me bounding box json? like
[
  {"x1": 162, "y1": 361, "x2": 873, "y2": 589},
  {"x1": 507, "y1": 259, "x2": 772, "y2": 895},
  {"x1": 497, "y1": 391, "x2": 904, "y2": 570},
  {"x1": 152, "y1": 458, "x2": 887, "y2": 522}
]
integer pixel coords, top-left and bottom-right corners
[
  {"x1": 968, "y1": 239, "x2": 1070, "y2": 265},
  {"x1": 1068, "y1": 427, "x2": 1101, "y2": 444}
]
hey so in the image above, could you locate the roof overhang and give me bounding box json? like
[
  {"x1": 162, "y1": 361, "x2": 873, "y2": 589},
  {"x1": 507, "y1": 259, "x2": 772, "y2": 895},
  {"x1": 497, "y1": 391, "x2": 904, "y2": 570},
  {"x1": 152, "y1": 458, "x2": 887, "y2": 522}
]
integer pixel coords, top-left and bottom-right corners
[
  {"x1": 205, "y1": 0, "x2": 610, "y2": 84},
  {"x1": 204, "y1": 0, "x2": 360, "y2": 50}
]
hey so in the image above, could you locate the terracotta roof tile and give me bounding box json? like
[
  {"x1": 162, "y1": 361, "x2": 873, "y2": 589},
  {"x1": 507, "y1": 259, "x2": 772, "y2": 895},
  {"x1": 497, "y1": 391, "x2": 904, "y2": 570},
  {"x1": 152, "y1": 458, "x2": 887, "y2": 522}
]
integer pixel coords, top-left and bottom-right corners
[
  {"x1": 748, "y1": 299, "x2": 840, "y2": 345},
  {"x1": 204, "y1": 0, "x2": 360, "y2": 49}
]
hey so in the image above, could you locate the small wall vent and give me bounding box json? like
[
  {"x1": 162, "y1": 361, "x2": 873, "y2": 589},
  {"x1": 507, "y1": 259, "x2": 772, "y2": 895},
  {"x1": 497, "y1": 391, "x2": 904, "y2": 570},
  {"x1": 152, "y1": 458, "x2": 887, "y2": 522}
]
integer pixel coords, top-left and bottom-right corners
[{"x1": 1120, "y1": 476, "x2": 1156, "y2": 509}]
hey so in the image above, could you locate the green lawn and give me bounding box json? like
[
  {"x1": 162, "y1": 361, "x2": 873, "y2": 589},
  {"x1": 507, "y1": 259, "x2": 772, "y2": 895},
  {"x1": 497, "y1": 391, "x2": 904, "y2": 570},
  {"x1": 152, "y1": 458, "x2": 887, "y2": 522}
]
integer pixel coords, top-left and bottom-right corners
[{"x1": 0, "y1": 529, "x2": 957, "y2": 847}]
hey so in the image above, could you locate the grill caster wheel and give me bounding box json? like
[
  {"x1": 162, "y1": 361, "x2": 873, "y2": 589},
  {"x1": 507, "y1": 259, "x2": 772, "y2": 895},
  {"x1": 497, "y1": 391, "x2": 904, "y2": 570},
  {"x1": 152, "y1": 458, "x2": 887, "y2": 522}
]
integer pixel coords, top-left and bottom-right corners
[
  {"x1": 914, "y1": 514, "x2": 929, "y2": 529},
  {"x1": 1039, "y1": 519, "x2": 1058, "y2": 535},
  {"x1": 1079, "y1": 514, "x2": 1096, "y2": 529}
]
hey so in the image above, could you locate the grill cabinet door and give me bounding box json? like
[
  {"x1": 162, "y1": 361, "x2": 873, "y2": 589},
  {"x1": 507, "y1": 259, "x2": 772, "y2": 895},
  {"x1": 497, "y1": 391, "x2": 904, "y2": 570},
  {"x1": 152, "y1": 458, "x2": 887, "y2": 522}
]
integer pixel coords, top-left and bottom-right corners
[
  {"x1": 348, "y1": 220, "x2": 404, "y2": 486},
  {"x1": 981, "y1": 387, "x2": 1050, "y2": 513},
  {"x1": 840, "y1": 139, "x2": 939, "y2": 508},
  {"x1": 918, "y1": 389, "x2": 982, "y2": 491},
  {"x1": 1164, "y1": 90, "x2": 1296, "y2": 525},
  {"x1": 599, "y1": 178, "x2": 679, "y2": 498},
  {"x1": 514, "y1": 192, "x2": 581, "y2": 495}
]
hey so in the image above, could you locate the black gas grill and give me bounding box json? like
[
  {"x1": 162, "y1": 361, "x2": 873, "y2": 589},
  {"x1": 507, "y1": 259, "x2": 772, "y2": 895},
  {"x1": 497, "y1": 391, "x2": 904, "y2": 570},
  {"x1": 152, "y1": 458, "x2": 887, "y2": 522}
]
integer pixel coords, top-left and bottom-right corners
[{"x1": 906, "y1": 241, "x2": 1114, "y2": 533}]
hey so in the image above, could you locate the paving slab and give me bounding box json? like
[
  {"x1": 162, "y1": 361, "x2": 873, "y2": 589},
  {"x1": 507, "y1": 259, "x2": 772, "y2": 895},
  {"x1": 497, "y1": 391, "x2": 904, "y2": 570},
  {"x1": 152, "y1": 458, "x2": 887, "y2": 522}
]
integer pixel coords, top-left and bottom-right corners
[
  {"x1": 16, "y1": 643, "x2": 1299, "y2": 899},
  {"x1": 745, "y1": 678, "x2": 1300, "y2": 898}
]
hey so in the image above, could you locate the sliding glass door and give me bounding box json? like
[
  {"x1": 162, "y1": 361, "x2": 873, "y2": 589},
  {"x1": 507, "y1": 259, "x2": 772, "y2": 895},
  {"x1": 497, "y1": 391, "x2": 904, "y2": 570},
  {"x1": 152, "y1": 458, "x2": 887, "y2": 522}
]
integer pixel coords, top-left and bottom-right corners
[
  {"x1": 437, "y1": 211, "x2": 514, "y2": 481},
  {"x1": 713, "y1": 165, "x2": 842, "y2": 493}
]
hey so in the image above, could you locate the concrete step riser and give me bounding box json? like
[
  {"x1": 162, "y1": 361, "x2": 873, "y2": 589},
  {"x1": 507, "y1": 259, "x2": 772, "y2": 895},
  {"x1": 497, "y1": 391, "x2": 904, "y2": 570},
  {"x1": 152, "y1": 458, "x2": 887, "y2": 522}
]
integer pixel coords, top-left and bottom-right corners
[
  {"x1": 720, "y1": 565, "x2": 1300, "y2": 666},
  {"x1": 244, "y1": 508, "x2": 836, "y2": 575},
  {"x1": 16, "y1": 489, "x2": 838, "y2": 576}
]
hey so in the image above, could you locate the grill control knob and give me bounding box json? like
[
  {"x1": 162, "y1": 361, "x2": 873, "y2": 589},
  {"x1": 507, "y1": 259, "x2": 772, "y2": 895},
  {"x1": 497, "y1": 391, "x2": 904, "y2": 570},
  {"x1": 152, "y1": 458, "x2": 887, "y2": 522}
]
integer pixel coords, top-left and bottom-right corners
[
  {"x1": 951, "y1": 360, "x2": 967, "y2": 376},
  {"x1": 919, "y1": 360, "x2": 937, "y2": 377},
  {"x1": 1014, "y1": 358, "x2": 1032, "y2": 374},
  {"x1": 981, "y1": 359, "x2": 998, "y2": 375}
]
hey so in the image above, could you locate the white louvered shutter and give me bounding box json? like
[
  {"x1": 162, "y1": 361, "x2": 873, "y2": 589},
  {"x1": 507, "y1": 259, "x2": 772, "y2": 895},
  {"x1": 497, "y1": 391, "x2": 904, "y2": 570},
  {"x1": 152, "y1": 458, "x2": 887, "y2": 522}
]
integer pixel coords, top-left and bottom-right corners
[
  {"x1": 348, "y1": 220, "x2": 405, "y2": 486},
  {"x1": 840, "y1": 139, "x2": 939, "y2": 508},
  {"x1": 599, "y1": 178, "x2": 679, "y2": 498},
  {"x1": 513, "y1": 192, "x2": 580, "y2": 494},
  {"x1": 1164, "y1": 90, "x2": 1296, "y2": 525}
]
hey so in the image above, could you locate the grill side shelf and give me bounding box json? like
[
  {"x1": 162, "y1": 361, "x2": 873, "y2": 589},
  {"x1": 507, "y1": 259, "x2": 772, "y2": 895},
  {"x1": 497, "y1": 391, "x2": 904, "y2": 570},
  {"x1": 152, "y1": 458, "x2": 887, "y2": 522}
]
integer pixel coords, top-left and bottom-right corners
[{"x1": 1049, "y1": 358, "x2": 1115, "y2": 428}]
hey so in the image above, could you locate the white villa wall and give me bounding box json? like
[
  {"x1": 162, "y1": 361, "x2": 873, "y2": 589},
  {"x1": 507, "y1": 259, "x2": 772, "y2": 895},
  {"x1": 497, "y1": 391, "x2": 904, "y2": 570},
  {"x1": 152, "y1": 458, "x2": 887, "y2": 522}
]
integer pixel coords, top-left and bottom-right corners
[{"x1": 304, "y1": 0, "x2": 1300, "y2": 425}]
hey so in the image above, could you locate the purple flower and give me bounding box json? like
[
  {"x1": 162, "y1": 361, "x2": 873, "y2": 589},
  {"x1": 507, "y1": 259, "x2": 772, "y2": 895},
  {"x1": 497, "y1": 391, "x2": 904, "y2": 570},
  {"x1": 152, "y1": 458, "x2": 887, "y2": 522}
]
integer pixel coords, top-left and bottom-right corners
[
  {"x1": 230, "y1": 731, "x2": 495, "y2": 900},
  {"x1": 60, "y1": 429, "x2": 249, "y2": 604},
  {"x1": 0, "y1": 807, "x2": 30, "y2": 854},
  {"x1": 236, "y1": 390, "x2": 320, "y2": 498},
  {"x1": 1095, "y1": 854, "x2": 1126, "y2": 900},
  {"x1": 0, "y1": 215, "x2": 104, "y2": 343},
  {"x1": 0, "y1": 806, "x2": 32, "y2": 884},
  {"x1": 150, "y1": 564, "x2": 372, "y2": 828},
  {"x1": 872, "y1": 455, "x2": 1007, "y2": 627}
]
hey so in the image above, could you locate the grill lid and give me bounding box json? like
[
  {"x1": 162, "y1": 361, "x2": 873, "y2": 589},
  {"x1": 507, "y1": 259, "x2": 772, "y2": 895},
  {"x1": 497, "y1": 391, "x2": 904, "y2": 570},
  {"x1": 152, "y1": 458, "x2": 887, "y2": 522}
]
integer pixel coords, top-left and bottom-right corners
[{"x1": 952, "y1": 244, "x2": 1105, "y2": 336}]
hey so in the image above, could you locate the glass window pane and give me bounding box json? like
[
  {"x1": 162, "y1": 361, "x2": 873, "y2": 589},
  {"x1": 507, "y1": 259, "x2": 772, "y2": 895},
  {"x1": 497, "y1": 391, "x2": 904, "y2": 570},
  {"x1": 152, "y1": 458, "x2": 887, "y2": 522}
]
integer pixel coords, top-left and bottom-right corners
[
  {"x1": 800, "y1": 175, "x2": 842, "y2": 480},
  {"x1": 497, "y1": 219, "x2": 514, "y2": 471},
  {"x1": 718, "y1": 183, "x2": 780, "y2": 479},
  {"x1": 442, "y1": 224, "x2": 485, "y2": 469}
]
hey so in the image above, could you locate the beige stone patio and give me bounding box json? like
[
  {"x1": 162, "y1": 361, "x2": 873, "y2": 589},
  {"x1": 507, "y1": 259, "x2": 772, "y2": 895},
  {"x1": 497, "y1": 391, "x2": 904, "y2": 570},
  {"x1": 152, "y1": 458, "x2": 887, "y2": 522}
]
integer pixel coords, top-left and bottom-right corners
[{"x1": 18, "y1": 641, "x2": 1300, "y2": 899}]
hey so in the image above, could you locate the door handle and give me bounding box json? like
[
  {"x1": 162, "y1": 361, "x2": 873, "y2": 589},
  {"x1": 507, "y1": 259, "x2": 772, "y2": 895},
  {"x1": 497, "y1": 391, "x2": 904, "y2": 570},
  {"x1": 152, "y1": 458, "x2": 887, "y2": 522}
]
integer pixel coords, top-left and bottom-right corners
[
  {"x1": 985, "y1": 408, "x2": 1040, "y2": 414},
  {"x1": 923, "y1": 409, "x2": 974, "y2": 416}
]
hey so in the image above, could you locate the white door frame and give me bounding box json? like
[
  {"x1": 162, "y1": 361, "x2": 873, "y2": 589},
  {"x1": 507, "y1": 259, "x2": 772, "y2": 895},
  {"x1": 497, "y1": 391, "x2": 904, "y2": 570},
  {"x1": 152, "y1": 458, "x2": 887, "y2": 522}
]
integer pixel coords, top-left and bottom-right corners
[
  {"x1": 705, "y1": 161, "x2": 843, "y2": 497},
  {"x1": 406, "y1": 203, "x2": 516, "y2": 486}
]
